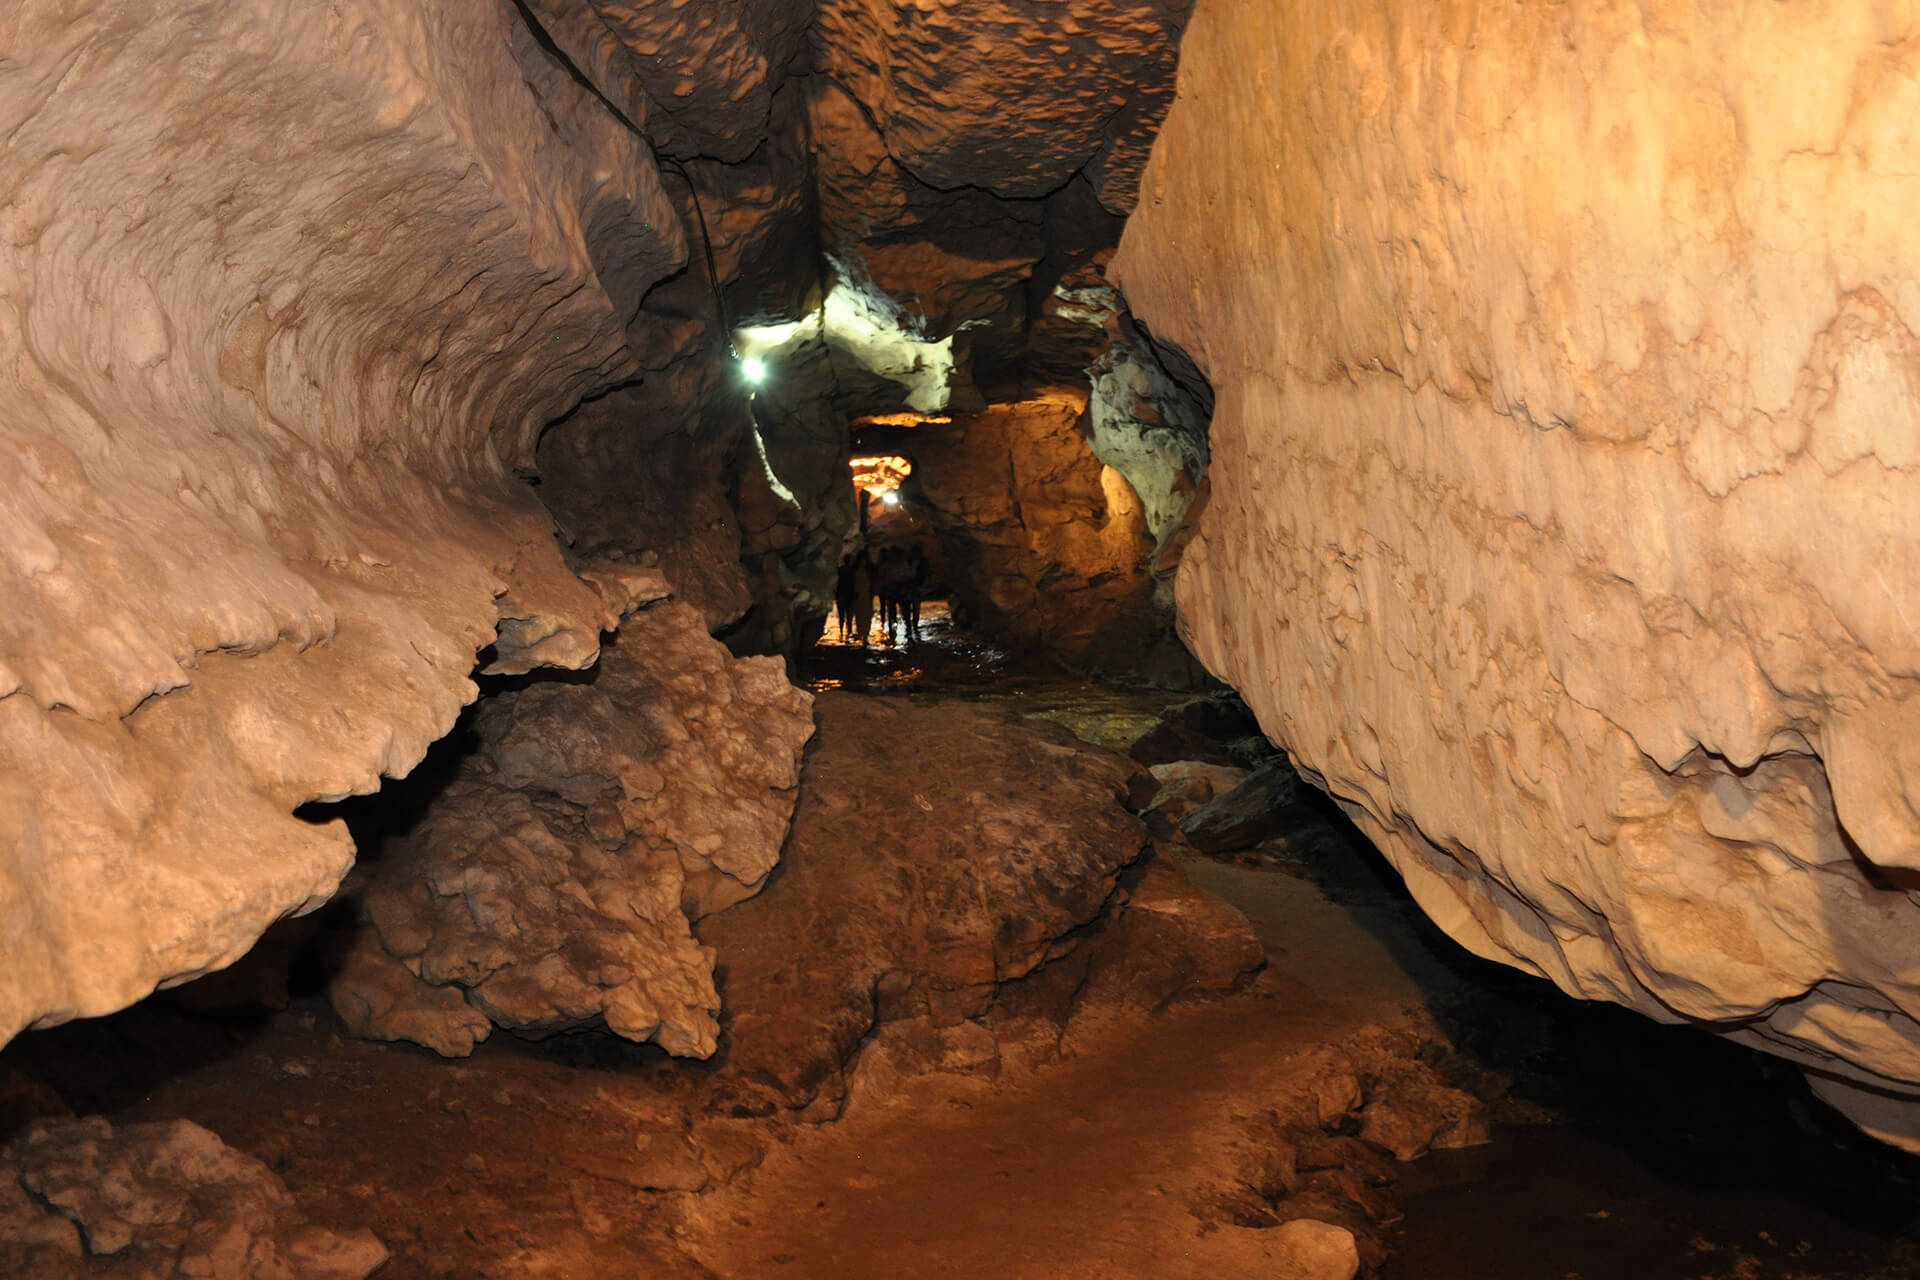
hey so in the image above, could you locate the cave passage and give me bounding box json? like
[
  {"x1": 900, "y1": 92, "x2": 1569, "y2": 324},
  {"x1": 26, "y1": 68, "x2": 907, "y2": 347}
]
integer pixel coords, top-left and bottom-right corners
[
  {"x1": 12, "y1": 1, "x2": 1920, "y2": 1277},
  {"x1": 7, "y1": 636, "x2": 1920, "y2": 1279}
]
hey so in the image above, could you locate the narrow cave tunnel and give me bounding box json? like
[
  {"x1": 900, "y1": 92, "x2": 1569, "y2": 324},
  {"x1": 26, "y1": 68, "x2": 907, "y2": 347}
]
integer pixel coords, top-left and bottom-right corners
[{"x1": 7, "y1": 3, "x2": 1920, "y2": 1278}]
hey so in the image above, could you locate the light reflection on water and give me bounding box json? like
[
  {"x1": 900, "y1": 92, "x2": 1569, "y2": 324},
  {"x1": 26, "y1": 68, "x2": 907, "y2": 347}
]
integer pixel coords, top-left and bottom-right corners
[{"x1": 800, "y1": 603, "x2": 1181, "y2": 752}]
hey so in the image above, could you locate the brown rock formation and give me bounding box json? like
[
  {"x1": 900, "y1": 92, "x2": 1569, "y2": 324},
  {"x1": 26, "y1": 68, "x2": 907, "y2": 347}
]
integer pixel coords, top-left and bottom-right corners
[
  {"x1": 330, "y1": 598, "x2": 814, "y2": 1058},
  {"x1": 697, "y1": 693, "x2": 1262, "y2": 1117},
  {"x1": 0, "y1": 0, "x2": 1206, "y2": 1052},
  {"x1": 895, "y1": 394, "x2": 1198, "y2": 678},
  {"x1": 0, "y1": 1117, "x2": 387, "y2": 1278},
  {"x1": 1114, "y1": 0, "x2": 1920, "y2": 1146}
]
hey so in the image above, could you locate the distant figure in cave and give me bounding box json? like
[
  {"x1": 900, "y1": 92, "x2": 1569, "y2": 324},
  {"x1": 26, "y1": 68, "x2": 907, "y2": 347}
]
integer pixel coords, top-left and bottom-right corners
[
  {"x1": 876, "y1": 546, "x2": 909, "y2": 644},
  {"x1": 904, "y1": 544, "x2": 930, "y2": 640},
  {"x1": 851, "y1": 549, "x2": 876, "y2": 645},
  {"x1": 834, "y1": 553, "x2": 859, "y2": 641}
]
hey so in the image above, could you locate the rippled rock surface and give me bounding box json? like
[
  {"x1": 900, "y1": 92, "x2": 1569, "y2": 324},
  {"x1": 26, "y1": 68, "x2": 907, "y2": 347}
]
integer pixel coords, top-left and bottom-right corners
[
  {"x1": 0, "y1": 0, "x2": 684, "y2": 1043},
  {"x1": 1114, "y1": 0, "x2": 1920, "y2": 1146}
]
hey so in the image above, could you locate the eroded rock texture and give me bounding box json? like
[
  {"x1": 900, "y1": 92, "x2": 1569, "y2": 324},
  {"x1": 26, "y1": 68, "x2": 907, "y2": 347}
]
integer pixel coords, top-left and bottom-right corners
[
  {"x1": 1, "y1": 0, "x2": 1206, "y2": 1052},
  {"x1": 809, "y1": 0, "x2": 1191, "y2": 388},
  {"x1": 330, "y1": 598, "x2": 814, "y2": 1058},
  {"x1": 0, "y1": 1, "x2": 688, "y2": 1045},
  {"x1": 1114, "y1": 0, "x2": 1920, "y2": 1145},
  {"x1": 698, "y1": 693, "x2": 1261, "y2": 1118},
  {"x1": 0, "y1": 1117, "x2": 387, "y2": 1278},
  {"x1": 891, "y1": 396, "x2": 1198, "y2": 680}
]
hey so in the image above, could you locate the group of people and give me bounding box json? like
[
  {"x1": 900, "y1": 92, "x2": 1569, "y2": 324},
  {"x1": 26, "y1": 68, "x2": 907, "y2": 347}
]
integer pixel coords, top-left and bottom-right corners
[{"x1": 835, "y1": 543, "x2": 931, "y2": 645}]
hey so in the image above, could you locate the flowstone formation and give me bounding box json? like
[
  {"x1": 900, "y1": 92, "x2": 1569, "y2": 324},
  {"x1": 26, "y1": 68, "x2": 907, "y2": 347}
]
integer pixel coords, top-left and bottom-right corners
[
  {"x1": 1115, "y1": 0, "x2": 1920, "y2": 1146},
  {"x1": 331, "y1": 596, "x2": 814, "y2": 1058}
]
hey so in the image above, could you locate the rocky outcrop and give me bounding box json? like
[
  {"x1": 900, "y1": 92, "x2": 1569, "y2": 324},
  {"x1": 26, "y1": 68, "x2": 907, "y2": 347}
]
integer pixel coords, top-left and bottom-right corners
[
  {"x1": 1114, "y1": 0, "x2": 1920, "y2": 1145},
  {"x1": 1088, "y1": 317, "x2": 1213, "y2": 551},
  {"x1": 0, "y1": 1, "x2": 690, "y2": 1046},
  {"x1": 896, "y1": 395, "x2": 1201, "y2": 680},
  {"x1": 1, "y1": 0, "x2": 1206, "y2": 1053},
  {"x1": 809, "y1": 0, "x2": 1191, "y2": 386},
  {"x1": 330, "y1": 597, "x2": 814, "y2": 1058},
  {"x1": 697, "y1": 694, "x2": 1262, "y2": 1118},
  {"x1": 0, "y1": 1117, "x2": 386, "y2": 1278}
]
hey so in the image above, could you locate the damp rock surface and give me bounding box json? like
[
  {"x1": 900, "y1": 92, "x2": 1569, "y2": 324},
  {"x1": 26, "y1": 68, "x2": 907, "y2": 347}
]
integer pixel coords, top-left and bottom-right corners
[
  {"x1": 698, "y1": 692, "x2": 1164, "y2": 1115},
  {"x1": 1114, "y1": 0, "x2": 1920, "y2": 1146}
]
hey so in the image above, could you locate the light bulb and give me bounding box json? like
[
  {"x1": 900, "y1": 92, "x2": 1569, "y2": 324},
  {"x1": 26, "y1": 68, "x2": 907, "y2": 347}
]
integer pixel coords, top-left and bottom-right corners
[
  {"x1": 742, "y1": 355, "x2": 766, "y2": 383},
  {"x1": 881, "y1": 490, "x2": 900, "y2": 507}
]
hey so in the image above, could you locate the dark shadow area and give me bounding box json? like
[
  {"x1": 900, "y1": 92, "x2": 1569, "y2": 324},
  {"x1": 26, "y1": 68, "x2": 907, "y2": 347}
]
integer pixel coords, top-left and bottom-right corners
[
  {"x1": 0, "y1": 1003, "x2": 272, "y2": 1142},
  {"x1": 1234, "y1": 784, "x2": 1920, "y2": 1279},
  {"x1": 292, "y1": 712, "x2": 483, "y2": 861}
]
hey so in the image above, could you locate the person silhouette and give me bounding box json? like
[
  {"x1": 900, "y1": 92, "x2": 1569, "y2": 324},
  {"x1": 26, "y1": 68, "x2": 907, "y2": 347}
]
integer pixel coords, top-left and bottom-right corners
[
  {"x1": 904, "y1": 544, "x2": 930, "y2": 640},
  {"x1": 851, "y1": 549, "x2": 876, "y2": 646},
  {"x1": 877, "y1": 545, "x2": 908, "y2": 644},
  {"x1": 834, "y1": 553, "x2": 858, "y2": 641}
]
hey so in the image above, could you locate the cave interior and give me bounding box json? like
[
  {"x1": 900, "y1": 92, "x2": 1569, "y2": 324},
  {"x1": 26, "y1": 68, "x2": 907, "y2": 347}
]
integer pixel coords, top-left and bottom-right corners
[{"x1": 7, "y1": 1, "x2": 1920, "y2": 1277}]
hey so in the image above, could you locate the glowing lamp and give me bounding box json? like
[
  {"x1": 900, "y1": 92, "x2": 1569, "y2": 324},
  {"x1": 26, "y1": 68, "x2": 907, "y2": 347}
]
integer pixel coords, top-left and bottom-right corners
[
  {"x1": 742, "y1": 355, "x2": 767, "y2": 383},
  {"x1": 881, "y1": 490, "x2": 900, "y2": 507}
]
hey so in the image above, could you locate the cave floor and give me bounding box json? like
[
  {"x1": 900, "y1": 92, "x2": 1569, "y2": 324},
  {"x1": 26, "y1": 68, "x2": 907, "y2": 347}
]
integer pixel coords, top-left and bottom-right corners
[
  {"x1": 678, "y1": 845, "x2": 1458, "y2": 1280},
  {"x1": 7, "y1": 616, "x2": 1920, "y2": 1279}
]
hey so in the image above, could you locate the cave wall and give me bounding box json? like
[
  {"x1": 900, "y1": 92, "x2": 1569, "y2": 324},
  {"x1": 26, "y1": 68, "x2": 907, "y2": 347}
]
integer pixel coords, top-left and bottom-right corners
[
  {"x1": 1113, "y1": 0, "x2": 1920, "y2": 1144},
  {"x1": 904, "y1": 396, "x2": 1198, "y2": 681},
  {"x1": 0, "y1": 0, "x2": 684, "y2": 1042},
  {"x1": 0, "y1": 0, "x2": 1203, "y2": 1049}
]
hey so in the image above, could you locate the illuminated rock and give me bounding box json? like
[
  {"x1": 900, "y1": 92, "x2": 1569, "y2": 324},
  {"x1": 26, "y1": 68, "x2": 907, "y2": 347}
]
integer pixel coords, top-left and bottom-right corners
[
  {"x1": 1115, "y1": 0, "x2": 1920, "y2": 1146},
  {"x1": 330, "y1": 599, "x2": 814, "y2": 1058},
  {"x1": 905, "y1": 395, "x2": 1196, "y2": 679},
  {"x1": 0, "y1": 1, "x2": 683, "y2": 1044}
]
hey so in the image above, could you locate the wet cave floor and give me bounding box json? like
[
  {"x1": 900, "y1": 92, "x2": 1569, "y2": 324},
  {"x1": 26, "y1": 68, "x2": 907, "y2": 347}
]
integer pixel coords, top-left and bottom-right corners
[
  {"x1": 5, "y1": 608, "x2": 1920, "y2": 1278},
  {"x1": 796, "y1": 606, "x2": 1920, "y2": 1279}
]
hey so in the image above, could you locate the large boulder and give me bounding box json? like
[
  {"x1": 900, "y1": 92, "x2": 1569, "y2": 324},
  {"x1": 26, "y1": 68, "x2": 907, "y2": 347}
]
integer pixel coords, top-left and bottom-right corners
[
  {"x1": 698, "y1": 693, "x2": 1261, "y2": 1117},
  {"x1": 0, "y1": 1117, "x2": 386, "y2": 1279},
  {"x1": 330, "y1": 598, "x2": 814, "y2": 1058}
]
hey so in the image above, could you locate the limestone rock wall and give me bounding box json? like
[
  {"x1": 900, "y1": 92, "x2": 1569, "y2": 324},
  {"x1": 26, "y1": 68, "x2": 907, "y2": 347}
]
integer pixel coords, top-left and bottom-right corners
[
  {"x1": 1114, "y1": 0, "x2": 1920, "y2": 1144},
  {"x1": 0, "y1": 1, "x2": 683, "y2": 1044},
  {"x1": 809, "y1": 0, "x2": 1191, "y2": 384}
]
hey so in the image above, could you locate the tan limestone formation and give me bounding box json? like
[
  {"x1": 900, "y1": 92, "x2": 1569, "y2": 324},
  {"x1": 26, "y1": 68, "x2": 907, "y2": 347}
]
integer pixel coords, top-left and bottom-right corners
[
  {"x1": 330, "y1": 598, "x2": 814, "y2": 1058},
  {"x1": 1113, "y1": 0, "x2": 1920, "y2": 1145},
  {"x1": 0, "y1": 2, "x2": 682, "y2": 1044}
]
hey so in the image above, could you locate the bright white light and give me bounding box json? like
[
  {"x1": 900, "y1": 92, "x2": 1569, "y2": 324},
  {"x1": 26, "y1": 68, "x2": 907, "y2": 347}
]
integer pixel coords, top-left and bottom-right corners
[
  {"x1": 741, "y1": 355, "x2": 767, "y2": 384},
  {"x1": 881, "y1": 490, "x2": 900, "y2": 507}
]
